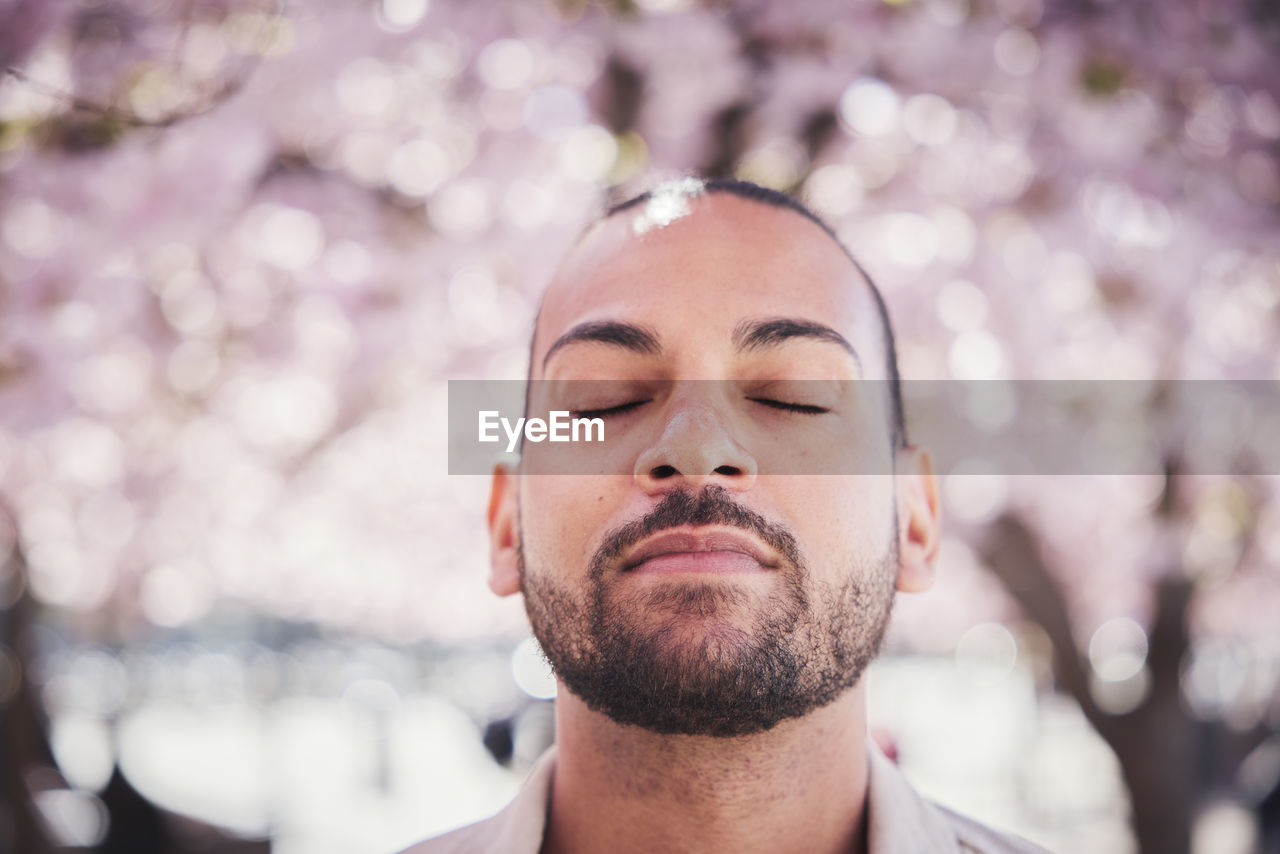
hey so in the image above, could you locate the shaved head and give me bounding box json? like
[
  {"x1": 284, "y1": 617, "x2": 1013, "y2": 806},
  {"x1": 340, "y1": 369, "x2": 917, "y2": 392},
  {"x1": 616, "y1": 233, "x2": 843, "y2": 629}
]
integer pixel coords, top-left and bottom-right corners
[{"x1": 528, "y1": 177, "x2": 906, "y2": 449}]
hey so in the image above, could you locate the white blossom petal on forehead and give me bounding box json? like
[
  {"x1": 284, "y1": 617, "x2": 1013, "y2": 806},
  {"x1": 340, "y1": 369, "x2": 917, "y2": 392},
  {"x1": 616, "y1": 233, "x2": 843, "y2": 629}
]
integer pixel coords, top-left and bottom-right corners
[{"x1": 631, "y1": 177, "x2": 707, "y2": 234}]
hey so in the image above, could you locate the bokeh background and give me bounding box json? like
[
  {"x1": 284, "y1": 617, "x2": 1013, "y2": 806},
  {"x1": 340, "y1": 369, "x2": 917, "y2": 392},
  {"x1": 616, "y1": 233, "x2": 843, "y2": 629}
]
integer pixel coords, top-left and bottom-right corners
[{"x1": 2, "y1": 0, "x2": 1279, "y2": 852}]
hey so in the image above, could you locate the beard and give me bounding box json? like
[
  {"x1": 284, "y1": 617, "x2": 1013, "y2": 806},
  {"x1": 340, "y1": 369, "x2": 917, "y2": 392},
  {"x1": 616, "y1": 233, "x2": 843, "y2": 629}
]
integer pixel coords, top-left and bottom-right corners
[{"x1": 520, "y1": 485, "x2": 898, "y2": 738}]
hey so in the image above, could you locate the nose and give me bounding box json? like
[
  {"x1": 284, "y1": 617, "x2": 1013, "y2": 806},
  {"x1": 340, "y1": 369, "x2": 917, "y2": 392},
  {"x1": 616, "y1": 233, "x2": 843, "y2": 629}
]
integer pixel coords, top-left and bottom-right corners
[{"x1": 633, "y1": 385, "x2": 758, "y2": 494}]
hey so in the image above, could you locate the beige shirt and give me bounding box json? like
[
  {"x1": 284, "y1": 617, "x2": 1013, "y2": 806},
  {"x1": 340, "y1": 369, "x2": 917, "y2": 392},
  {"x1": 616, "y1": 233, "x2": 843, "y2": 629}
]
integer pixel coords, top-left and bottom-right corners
[{"x1": 399, "y1": 739, "x2": 1052, "y2": 853}]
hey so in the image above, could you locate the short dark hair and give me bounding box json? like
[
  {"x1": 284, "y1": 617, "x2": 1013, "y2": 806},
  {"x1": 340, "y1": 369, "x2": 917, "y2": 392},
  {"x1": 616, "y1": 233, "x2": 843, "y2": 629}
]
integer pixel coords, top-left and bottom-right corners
[{"x1": 606, "y1": 178, "x2": 907, "y2": 450}]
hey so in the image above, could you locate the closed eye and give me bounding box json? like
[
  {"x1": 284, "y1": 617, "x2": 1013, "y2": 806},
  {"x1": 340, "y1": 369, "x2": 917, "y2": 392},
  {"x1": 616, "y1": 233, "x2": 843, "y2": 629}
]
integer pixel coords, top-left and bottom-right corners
[
  {"x1": 748, "y1": 398, "x2": 830, "y2": 415},
  {"x1": 572, "y1": 399, "x2": 651, "y2": 419}
]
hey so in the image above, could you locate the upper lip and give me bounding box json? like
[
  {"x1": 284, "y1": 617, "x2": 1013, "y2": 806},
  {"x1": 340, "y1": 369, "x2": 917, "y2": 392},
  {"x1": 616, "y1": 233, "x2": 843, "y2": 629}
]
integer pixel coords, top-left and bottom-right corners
[{"x1": 622, "y1": 528, "x2": 780, "y2": 571}]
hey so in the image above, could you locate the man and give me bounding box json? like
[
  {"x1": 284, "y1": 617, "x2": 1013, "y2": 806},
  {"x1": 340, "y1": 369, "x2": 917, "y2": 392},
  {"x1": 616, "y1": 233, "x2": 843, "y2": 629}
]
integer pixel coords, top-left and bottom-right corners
[{"x1": 408, "y1": 178, "x2": 1050, "y2": 853}]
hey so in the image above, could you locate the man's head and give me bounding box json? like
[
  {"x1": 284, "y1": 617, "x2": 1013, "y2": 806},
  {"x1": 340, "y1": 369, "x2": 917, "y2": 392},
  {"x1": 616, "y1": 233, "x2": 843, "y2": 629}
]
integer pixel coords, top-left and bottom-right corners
[{"x1": 487, "y1": 177, "x2": 940, "y2": 737}]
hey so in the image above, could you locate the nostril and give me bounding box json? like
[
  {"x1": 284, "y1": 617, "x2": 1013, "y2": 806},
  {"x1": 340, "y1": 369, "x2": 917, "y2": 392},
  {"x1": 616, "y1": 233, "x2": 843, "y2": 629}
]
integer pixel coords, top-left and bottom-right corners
[
  {"x1": 651, "y1": 464, "x2": 678, "y2": 479},
  {"x1": 714, "y1": 465, "x2": 740, "y2": 475}
]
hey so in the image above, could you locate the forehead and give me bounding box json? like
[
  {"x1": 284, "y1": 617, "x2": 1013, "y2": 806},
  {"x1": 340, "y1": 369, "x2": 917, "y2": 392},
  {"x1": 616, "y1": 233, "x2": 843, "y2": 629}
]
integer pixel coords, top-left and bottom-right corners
[{"x1": 532, "y1": 193, "x2": 880, "y2": 377}]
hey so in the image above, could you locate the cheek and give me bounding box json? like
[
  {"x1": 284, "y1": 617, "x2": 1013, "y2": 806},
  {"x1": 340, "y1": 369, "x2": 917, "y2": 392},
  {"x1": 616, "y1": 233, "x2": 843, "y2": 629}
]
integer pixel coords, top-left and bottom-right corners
[
  {"x1": 775, "y1": 476, "x2": 897, "y2": 573},
  {"x1": 519, "y1": 475, "x2": 618, "y2": 572}
]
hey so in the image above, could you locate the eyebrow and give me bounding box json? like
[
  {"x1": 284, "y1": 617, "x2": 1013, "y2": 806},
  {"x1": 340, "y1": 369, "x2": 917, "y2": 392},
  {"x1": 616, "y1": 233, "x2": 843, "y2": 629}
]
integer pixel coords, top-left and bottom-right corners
[
  {"x1": 542, "y1": 320, "x2": 662, "y2": 369},
  {"x1": 541, "y1": 315, "x2": 861, "y2": 372},
  {"x1": 732, "y1": 317, "x2": 862, "y2": 372}
]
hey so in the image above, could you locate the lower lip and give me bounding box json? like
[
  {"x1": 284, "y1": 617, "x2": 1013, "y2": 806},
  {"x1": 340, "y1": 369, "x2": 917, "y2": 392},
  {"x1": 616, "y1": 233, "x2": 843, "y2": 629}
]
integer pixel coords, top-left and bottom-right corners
[{"x1": 629, "y1": 551, "x2": 767, "y2": 575}]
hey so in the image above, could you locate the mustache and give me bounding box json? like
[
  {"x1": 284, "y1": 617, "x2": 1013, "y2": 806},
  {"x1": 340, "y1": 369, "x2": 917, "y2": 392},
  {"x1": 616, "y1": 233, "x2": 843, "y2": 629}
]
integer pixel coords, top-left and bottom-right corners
[{"x1": 589, "y1": 485, "x2": 803, "y2": 579}]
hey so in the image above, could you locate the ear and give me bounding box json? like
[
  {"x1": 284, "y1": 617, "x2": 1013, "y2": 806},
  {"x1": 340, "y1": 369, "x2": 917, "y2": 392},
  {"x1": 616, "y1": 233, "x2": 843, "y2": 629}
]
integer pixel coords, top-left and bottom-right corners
[
  {"x1": 487, "y1": 463, "x2": 521, "y2": 597},
  {"x1": 894, "y1": 446, "x2": 941, "y2": 594}
]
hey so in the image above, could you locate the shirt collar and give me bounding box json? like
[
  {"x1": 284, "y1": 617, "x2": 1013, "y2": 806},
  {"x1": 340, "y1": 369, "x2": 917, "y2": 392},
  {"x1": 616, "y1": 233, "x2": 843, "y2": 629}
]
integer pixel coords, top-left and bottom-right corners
[
  {"x1": 864, "y1": 738, "x2": 964, "y2": 853},
  {"x1": 478, "y1": 746, "x2": 556, "y2": 854}
]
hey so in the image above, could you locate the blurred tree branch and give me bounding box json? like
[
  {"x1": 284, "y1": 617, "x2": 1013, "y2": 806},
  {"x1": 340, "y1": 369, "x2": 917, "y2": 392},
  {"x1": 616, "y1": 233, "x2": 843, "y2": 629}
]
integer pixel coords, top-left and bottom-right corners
[
  {"x1": 1, "y1": 508, "x2": 59, "y2": 854},
  {"x1": 978, "y1": 458, "x2": 1270, "y2": 854},
  {"x1": 1, "y1": 0, "x2": 282, "y2": 151}
]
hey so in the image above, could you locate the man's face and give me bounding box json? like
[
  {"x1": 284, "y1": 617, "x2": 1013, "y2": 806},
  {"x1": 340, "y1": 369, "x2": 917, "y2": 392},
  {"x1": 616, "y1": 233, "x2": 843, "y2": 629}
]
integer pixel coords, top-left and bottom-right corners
[{"x1": 504, "y1": 192, "x2": 910, "y2": 737}]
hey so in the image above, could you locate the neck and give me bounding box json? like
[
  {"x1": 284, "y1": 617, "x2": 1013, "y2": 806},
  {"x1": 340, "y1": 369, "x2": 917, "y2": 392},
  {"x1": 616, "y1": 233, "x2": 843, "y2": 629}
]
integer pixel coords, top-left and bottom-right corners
[{"x1": 541, "y1": 685, "x2": 870, "y2": 854}]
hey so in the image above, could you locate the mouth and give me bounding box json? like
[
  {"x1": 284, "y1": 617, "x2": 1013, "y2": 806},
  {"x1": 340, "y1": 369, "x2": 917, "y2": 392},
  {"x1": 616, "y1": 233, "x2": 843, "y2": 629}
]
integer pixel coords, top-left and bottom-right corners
[{"x1": 622, "y1": 528, "x2": 781, "y2": 574}]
